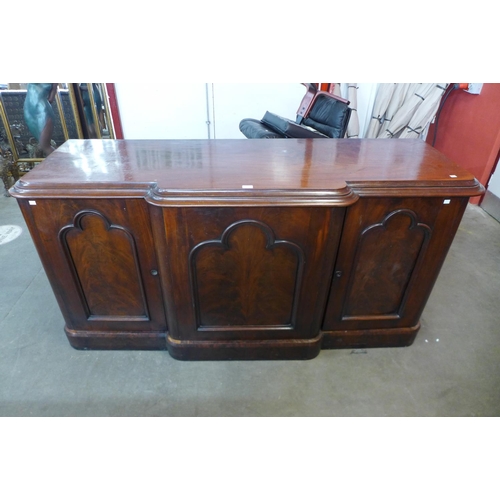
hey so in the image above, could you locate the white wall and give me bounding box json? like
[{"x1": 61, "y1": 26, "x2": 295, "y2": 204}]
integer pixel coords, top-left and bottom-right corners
[
  {"x1": 114, "y1": 83, "x2": 210, "y2": 139},
  {"x1": 210, "y1": 83, "x2": 306, "y2": 138},
  {"x1": 114, "y1": 83, "x2": 379, "y2": 140},
  {"x1": 486, "y1": 158, "x2": 500, "y2": 197}
]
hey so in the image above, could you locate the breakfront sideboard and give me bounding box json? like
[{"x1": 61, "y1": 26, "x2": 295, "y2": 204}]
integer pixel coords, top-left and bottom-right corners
[{"x1": 10, "y1": 139, "x2": 483, "y2": 360}]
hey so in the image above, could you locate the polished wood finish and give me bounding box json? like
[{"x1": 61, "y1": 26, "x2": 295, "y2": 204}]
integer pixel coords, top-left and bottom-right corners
[
  {"x1": 10, "y1": 139, "x2": 484, "y2": 360},
  {"x1": 17, "y1": 198, "x2": 166, "y2": 350},
  {"x1": 159, "y1": 206, "x2": 344, "y2": 360},
  {"x1": 322, "y1": 197, "x2": 469, "y2": 331}
]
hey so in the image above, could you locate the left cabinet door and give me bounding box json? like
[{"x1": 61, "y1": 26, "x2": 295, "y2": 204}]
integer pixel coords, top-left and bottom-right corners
[{"x1": 19, "y1": 198, "x2": 167, "y2": 349}]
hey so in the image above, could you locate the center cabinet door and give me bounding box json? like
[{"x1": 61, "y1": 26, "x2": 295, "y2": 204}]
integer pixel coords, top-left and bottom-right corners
[{"x1": 158, "y1": 206, "x2": 345, "y2": 342}]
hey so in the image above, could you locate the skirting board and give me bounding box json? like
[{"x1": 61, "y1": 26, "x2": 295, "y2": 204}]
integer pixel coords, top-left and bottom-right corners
[{"x1": 481, "y1": 190, "x2": 500, "y2": 223}]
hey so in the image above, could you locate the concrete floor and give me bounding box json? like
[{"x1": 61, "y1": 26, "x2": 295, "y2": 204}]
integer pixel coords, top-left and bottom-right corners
[{"x1": 1, "y1": 193, "x2": 499, "y2": 417}]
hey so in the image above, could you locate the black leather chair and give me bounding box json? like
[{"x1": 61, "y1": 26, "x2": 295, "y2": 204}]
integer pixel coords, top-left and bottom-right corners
[{"x1": 239, "y1": 83, "x2": 352, "y2": 139}]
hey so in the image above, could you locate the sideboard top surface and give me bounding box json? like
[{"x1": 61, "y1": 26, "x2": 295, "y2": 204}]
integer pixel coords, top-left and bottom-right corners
[{"x1": 11, "y1": 139, "x2": 484, "y2": 201}]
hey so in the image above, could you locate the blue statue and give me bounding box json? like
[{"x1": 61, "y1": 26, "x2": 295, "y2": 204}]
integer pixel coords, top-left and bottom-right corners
[{"x1": 23, "y1": 83, "x2": 58, "y2": 156}]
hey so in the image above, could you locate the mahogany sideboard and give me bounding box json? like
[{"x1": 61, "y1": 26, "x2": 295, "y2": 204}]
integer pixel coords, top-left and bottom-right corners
[{"x1": 10, "y1": 139, "x2": 484, "y2": 360}]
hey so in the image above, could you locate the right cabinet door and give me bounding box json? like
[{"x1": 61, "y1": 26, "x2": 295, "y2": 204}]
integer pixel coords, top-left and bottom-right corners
[{"x1": 322, "y1": 197, "x2": 468, "y2": 332}]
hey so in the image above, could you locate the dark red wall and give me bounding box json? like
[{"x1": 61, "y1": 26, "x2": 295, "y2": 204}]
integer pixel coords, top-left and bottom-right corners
[
  {"x1": 426, "y1": 83, "x2": 500, "y2": 203},
  {"x1": 106, "y1": 84, "x2": 124, "y2": 139}
]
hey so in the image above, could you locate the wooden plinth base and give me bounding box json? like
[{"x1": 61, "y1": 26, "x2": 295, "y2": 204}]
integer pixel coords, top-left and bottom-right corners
[
  {"x1": 166, "y1": 334, "x2": 323, "y2": 361},
  {"x1": 321, "y1": 324, "x2": 420, "y2": 350},
  {"x1": 65, "y1": 328, "x2": 167, "y2": 351},
  {"x1": 65, "y1": 324, "x2": 420, "y2": 359}
]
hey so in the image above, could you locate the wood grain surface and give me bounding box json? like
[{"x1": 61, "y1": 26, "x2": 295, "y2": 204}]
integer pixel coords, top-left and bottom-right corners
[{"x1": 9, "y1": 139, "x2": 484, "y2": 359}]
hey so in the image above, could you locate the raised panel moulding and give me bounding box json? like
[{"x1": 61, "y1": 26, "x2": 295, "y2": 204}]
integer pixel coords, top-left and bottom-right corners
[
  {"x1": 342, "y1": 209, "x2": 431, "y2": 320},
  {"x1": 189, "y1": 220, "x2": 305, "y2": 330},
  {"x1": 59, "y1": 210, "x2": 150, "y2": 321}
]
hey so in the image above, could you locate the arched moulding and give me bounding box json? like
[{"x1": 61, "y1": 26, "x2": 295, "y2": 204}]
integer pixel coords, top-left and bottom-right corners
[
  {"x1": 189, "y1": 219, "x2": 305, "y2": 330},
  {"x1": 342, "y1": 209, "x2": 431, "y2": 320},
  {"x1": 59, "y1": 209, "x2": 150, "y2": 321}
]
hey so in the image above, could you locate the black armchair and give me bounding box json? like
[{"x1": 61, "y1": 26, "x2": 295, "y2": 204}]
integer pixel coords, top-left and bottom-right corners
[{"x1": 239, "y1": 83, "x2": 352, "y2": 139}]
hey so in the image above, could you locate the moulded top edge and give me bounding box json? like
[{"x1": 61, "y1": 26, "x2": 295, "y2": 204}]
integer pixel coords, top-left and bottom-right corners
[{"x1": 12, "y1": 139, "x2": 482, "y2": 196}]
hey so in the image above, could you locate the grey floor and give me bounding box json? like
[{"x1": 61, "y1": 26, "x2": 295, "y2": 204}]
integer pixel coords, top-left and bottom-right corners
[{"x1": 1, "y1": 193, "x2": 499, "y2": 417}]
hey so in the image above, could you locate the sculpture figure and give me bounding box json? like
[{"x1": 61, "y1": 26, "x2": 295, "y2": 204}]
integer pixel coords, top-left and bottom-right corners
[{"x1": 23, "y1": 83, "x2": 58, "y2": 156}]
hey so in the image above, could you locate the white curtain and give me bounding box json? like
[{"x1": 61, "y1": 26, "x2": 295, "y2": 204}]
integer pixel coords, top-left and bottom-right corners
[
  {"x1": 345, "y1": 84, "x2": 360, "y2": 138},
  {"x1": 335, "y1": 83, "x2": 378, "y2": 138},
  {"x1": 326, "y1": 83, "x2": 446, "y2": 139},
  {"x1": 365, "y1": 83, "x2": 396, "y2": 138},
  {"x1": 397, "y1": 84, "x2": 448, "y2": 139},
  {"x1": 365, "y1": 83, "x2": 448, "y2": 139}
]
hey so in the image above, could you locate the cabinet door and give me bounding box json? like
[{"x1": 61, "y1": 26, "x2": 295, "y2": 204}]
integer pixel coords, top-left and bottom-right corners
[
  {"x1": 20, "y1": 198, "x2": 167, "y2": 333},
  {"x1": 160, "y1": 206, "x2": 344, "y2": 342},
  {"x1": 322, "y1": 197, "x2": 468, "y2": 332}
]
